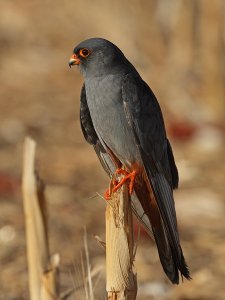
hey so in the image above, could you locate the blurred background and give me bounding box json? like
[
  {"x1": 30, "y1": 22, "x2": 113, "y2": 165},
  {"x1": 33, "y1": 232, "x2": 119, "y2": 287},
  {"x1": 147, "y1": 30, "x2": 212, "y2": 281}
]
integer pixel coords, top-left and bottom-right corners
[{"x1": 0, "y1": 0, "x2": 224, "y2": 299}]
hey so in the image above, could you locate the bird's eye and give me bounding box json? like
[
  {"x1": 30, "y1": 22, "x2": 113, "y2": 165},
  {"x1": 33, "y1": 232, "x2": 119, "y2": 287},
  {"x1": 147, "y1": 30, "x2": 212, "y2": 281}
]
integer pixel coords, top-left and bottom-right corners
[{"x1": 79, "y1": 48, "x2": 91, "y2": 58}]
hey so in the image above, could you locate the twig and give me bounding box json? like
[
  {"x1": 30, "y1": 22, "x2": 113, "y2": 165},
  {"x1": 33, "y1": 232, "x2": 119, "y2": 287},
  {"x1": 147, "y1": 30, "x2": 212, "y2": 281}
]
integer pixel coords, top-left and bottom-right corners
[{"x1": 84, "y1": 227, "x2": 94, "y2": 300}]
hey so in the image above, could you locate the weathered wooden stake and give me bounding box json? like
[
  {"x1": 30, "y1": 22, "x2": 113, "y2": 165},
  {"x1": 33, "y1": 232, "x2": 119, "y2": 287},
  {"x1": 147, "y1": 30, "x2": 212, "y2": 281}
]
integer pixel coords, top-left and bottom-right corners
[
  {"x1": 22, "y1": 137, "x2": 60, "y2": 300},
  {"x1": 106, "y1": 179, "x2": 137, "y2": 300}
]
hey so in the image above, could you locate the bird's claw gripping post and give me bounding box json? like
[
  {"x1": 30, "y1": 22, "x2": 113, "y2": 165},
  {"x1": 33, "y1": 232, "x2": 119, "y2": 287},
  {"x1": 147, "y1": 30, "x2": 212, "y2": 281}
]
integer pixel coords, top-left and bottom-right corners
[
  {"x1": 104, "y1": 168, "x2": 137, "y2": 200},
  {"x1": 113, "y1": 169, "x2": 137, "y2": 194},
  {"x1": 104, "y1": 179, "x2": 118, "y2": 200}
]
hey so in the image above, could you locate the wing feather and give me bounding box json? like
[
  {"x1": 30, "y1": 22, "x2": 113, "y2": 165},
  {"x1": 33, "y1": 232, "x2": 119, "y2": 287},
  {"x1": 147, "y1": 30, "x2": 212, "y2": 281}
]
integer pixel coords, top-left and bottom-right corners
[{"x1": 122, "y1": 73, "x2": 190, "y2": 282}]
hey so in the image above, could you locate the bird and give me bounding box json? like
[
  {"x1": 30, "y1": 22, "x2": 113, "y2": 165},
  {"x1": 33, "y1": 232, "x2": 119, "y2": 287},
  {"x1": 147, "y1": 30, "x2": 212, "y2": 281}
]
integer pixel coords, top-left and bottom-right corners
[{"x1": 69, "y1": 37, "x2": 191, "y2": 284}]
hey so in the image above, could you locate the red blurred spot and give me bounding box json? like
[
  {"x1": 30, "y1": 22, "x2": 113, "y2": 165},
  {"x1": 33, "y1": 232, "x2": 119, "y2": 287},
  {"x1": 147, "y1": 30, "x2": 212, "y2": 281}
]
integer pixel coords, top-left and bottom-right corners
[
  {"x1": 168, "y1": 120, "x2": 197, "y2": 141},
  {"x1": 0, "y1": 173, "x2": 20, "y2": 197}
]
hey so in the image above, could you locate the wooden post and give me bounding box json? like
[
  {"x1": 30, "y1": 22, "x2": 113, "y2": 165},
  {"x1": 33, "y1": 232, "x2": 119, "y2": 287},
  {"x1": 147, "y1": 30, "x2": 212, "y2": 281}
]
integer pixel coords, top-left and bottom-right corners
[
  {"x1": 106, "y1": 179, "x2": 137, "y2": 299},
  {"x1": 22, "y1": 137, "x2": 60, "y2": 300}
]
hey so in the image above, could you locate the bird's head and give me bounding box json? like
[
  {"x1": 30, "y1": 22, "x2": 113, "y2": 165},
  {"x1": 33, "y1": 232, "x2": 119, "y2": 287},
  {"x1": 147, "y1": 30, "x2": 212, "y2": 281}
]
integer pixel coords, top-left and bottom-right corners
[{"x1": 69, "y1": 38, "x2": 132, "y2": 77}]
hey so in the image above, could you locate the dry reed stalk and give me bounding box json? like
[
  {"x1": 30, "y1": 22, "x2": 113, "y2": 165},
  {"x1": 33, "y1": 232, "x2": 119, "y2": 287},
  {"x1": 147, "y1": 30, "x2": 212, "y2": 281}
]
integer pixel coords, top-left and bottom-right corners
[
  {"x1": 22, "y1": 137, "x2": 60, "y2": 300},
  {"x1": 84, "y1": 227, "x2": 94, "y2": 300},
  {"x1": 106, "y1": 179, "x2": 137, "y2": 300}
]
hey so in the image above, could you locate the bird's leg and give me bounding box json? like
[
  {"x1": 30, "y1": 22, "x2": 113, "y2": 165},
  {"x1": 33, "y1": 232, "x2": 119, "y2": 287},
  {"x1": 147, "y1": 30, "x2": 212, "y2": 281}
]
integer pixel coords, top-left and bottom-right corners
[
  {"x1": 104, "y1": 179, "x2": 119, "y2": 200},
  {"x1": 104, "y1": 168, "x2": 137, "y2": 200},
  {"x1": 112, "y1": 168, "x2": 137, "y2": 195}
]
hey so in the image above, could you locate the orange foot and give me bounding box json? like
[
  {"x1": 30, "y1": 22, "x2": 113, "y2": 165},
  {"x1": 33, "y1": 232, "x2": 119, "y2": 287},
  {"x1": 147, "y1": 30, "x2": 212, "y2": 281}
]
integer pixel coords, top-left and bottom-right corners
[
  {"x1": 104, "y1": 180, "x2": 118, "y2": 200},
  {"x1": 113, "y1": 168, "x2": 137, "y2": 194},
  {"x1": 104, "y1": 168, "x2": 137, "y2": 200}
]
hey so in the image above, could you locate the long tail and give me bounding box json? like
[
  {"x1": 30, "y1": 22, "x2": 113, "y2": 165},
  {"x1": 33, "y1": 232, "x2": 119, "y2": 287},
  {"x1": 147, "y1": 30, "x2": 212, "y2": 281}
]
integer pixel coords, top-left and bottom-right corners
[
  {"x1": 134, "y1": 173, "x2": 191, "y2": 284},
  {"x1": 93, "y1": 134, "x2": 190, "y2": 283}
]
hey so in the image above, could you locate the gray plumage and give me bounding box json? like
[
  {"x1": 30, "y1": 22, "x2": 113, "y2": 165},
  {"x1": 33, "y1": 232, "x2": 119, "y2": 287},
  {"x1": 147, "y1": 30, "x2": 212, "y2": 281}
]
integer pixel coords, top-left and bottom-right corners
[{"x1": 70, "y1": 38, "x2": 190, "y2": 284}]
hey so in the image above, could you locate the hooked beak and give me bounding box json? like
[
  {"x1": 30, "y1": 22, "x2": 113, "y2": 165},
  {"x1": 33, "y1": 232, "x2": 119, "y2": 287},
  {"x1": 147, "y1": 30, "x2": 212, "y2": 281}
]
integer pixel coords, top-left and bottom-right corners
[{"x1": 68, "y1": 54, "x2": 80, "y2": 68}]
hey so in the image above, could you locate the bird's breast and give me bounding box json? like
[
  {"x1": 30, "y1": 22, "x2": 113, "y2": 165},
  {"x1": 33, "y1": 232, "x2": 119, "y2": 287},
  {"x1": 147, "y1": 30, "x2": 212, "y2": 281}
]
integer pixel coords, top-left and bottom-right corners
[{"x1": 85, "y1": 75, "x2": 140, "y2": 167}]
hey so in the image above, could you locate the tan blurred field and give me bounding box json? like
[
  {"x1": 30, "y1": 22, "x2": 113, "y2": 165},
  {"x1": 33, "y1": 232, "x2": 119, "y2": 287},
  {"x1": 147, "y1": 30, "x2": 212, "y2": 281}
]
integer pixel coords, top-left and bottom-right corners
[{"x1": 0, "y1": 1, "x2": 224, "y2": 299}]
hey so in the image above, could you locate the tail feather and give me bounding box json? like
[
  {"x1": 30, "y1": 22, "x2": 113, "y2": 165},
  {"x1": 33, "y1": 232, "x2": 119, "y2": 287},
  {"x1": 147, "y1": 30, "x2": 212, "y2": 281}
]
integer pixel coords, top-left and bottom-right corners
[
  {"x1": 151, "y1": 173, "x2": 191, "y2": 280},
  {"x1": 152, "y1": 216, "x2": 179, "y2": 283},
  {"x1": 134, "y1": 172, "x2": 191, "y2": 284},
  {"x1": 134, "y1": 178, "x2": 179, "y2": 283}
]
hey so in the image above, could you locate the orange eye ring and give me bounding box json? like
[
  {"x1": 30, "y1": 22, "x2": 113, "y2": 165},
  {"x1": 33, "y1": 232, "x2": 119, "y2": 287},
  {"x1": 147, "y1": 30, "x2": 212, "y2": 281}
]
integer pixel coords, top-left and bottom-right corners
[{"x1": 79, "y1": 48, "x2": 91, "y2": 58}]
